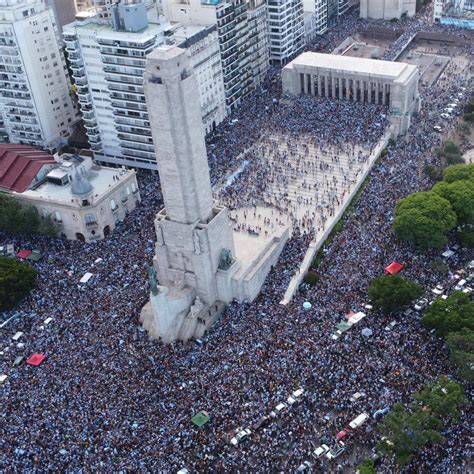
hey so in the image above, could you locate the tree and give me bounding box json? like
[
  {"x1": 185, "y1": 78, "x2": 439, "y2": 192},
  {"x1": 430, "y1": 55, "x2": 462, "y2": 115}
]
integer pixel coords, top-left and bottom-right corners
[
  {"x1": 446, "y1": 330, "x2": 474, "y2": 384},
  {"x1": 303, "y1": 271, "x2": 318, "y2": 285},
  {"x1": 377, "y1": 403, "x2": 444, "y2": 466},
  {"x1": 422, "y1": 291, "x2": 474, "y2": 337},
  {"x1": 433, "y1": 180, "x2": 474, "y2": 225},
  {"x1": 443, "y1": 163, "x2": 474, "y2": 183},
  {"x1": 368, "y1": 275, "x2": 422, "y2": 314},
  {"x1": 358, "y1": 459, "x2": 376, "y2": 474},
  {"x1": 393, "y1": 191, "x2": 457, "y2": 250},
  {"x1": 458, "y1": 226, "x2": 474, "y2": 248},
  {"x1": 413, "y1": 376, "x2": 466, "y2": 419},
  {"x1": 438, "y1": 141, "x2": 464, "y2": 165},
  {"x1": 0, "y1": 256, "x2": 37, "y2": 311},
  {"x1": 0, "y1": 194, "x2": 58, "y2": 237}
]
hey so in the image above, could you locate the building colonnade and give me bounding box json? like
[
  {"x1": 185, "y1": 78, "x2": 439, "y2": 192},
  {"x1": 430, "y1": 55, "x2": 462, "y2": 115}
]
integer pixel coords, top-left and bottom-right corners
[{"x1": 299, "y1": 72, "x2": 392, "y2": 105}]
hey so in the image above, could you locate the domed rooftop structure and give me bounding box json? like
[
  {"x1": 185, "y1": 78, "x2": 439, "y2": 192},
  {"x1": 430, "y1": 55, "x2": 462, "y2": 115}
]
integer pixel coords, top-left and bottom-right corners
[{"x1": 71, "y1": 171, "x2": 93, "y2": 196}]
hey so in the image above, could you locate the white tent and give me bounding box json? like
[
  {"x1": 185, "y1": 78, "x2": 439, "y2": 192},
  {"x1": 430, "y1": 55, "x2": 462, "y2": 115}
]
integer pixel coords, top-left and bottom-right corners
[{"x1": 361, "y1": 328, "x2": 373, "y2": 337}]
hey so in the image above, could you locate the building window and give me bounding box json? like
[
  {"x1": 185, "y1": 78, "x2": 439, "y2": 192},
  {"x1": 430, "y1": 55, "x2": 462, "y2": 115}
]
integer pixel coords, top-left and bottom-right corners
[{"x1": 54, "y1": 211, "x2": 62, "y2": 223}]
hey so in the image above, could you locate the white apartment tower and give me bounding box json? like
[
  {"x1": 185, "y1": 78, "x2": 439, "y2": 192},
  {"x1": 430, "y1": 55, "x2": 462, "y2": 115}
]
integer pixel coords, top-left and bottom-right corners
[
  {"x1": 267, "y1": 0, "x2": 305, "y2": 65},
  {"x1": 63, "y1": 4, "x2": 226, "y2": 170},
  {"x1": 163, "y1": 0, "x2": 269, "y2": 110},
  {"x1": 0, "y1": 0, "x2": 77, "y2": 151}
]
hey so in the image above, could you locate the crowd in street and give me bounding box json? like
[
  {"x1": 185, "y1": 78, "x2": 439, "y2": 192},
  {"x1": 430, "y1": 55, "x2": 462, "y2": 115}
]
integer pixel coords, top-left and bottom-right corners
[{"x1": 1, "y1": 2, "x2": 473, "y2": 472}]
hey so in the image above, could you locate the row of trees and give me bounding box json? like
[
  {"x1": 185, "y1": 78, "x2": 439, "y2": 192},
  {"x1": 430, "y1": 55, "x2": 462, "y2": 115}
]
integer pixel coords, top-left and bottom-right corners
[
  {"x1": 377, "y1": 376, "x2": 466, "y2": 466},
  {"x1": 0, "y1": 194, "x2": 58, "y2": 237},
  {"x1": 463, "y1": 92, "x2": 474, "y2": 123},
  {"x1": 393, "y1": 163, "x2": 474, "y2": 250},
  {"x1": 0, "y1": 256, "x2": 37, "y2": 311},
  {"x1": 422, "y1": 291, "x2": 474, "y2": 384}
]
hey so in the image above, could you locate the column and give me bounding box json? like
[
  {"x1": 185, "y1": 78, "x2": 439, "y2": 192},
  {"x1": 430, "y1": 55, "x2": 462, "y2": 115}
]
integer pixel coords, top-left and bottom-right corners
[
  {"x1": 346, "y1": 78, "x2": 350, "y2": 99},
  {"x1": 339, "y1": 77, "x2": 343, "y2": 99},
  {"x1": 317, "y1": 75, "x2": 322, "y2": 97},
  {"x1": 368, "y1": 82, "x2": 373, "y2": 103},
  {"x1": 352, "y1": 78, "x2": 357, "y2": 101},
  {"x1": 375, "y1": 82, "x2": 380, "y2": 104},
  {"x1": 324, "y1": 75, "x2": 329, "y2": 97},
  {"x1": 331, "y1": 76, "x2": 336, "y2": 98},
  {"x1": 303, "y1": 73, "x2": 309, "y2": 94},
  {"x1": 309, "y1": 74, "x2": 314, "y2": 96},
  {"x1": 382, "y1": 83, "x2": 387, "y2": 105}
]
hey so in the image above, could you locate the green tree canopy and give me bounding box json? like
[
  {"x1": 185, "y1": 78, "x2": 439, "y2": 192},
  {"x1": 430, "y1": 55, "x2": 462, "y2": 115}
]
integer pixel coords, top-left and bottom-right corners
[
  {"x1": 393, "y1": 191, "x2": 457, "y2": 250},
  {"x1": 422, "y1": 291, "x2": 474, "y2": 337},
  {"x1": 377, "y1": 403, "x2": 444, "y2": 466},
  {"x1": 413, "y1": 376, "x2": 466, "y2": 419},
  {"x1": 368, "y1": 274, "x2": 422, "y2": 314},
  {"x1": 358, "y1": 459, "x2": 376, "y2": 474},
  {"x1": 0, "y1": 256, "x2": 37, "y2": 311},
  {"x1": 446, "y1": 330, "x2": 474, "y2": 384},
  {"x1": 432, "y1": 180, "x2": 474, "y2": 225},
  {"x1": 442, "y1": 163, "x2": 474, "y2": 184},
  {"x1": 0, "y1": 194, "x2": 58, "y2": 237}
]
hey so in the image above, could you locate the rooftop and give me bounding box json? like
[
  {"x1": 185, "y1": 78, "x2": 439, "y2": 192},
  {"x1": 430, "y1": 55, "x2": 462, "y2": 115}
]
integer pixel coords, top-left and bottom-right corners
[
  {"x1": 21, "y1": 166, "x2": 134, "y2": 204},
  {"x1": 0, "y1": 144, "x2": 55, "y2": 193},
  {"x1": 285, "y1": 52, "x2": 417, "y2": 80}
]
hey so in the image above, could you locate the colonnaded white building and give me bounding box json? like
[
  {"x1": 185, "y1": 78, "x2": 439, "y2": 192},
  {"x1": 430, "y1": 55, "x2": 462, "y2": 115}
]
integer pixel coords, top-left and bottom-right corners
[{"x1": 282, "y1": 52, "x2": 420, "y2": 135}]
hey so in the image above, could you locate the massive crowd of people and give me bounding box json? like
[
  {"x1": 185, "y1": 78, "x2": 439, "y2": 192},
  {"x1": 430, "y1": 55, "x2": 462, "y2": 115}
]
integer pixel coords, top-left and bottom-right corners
[{"x1": 1, "y1": 2, "x2": 473, "y2": 472}]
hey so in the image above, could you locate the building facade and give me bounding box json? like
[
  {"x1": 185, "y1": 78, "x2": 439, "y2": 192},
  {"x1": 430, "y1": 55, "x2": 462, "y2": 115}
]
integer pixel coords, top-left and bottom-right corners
[
  {"x1": 163, "y1": 0, "x2": 269, "y2": 110},
  {"x1": 360, "y1": 0, "x2": 416, "y2": 20},
  {"x1": 63, "y1": 6, "x2": 226, "y2": 170},
  {"x1": 0, "y1": 144, "x2": 140, "y2": 242},
  {"x1": 267, "y1": 0, "x2": 305, "y2": 65},
  {"x1": 282, "y1": 52, "x2": 420, "y2": 135},
  {"x1": 0, "y1": 0, "x2": 77, "y2": 151},
  {"x1": 434, "y1": 0, "x2": 474, "y2": 28}
]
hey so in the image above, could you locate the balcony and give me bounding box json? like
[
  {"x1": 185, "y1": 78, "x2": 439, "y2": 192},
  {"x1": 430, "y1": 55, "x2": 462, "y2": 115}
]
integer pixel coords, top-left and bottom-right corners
[
  {"x1": 85, "y1": 220, "x2": 98, "y2": 228},
  {"x1": 121, "y1": 196, "x2": 128, "y2": 203},
  {"x1": 111, "y1": 204, "x2": 119, "y2": 213}
]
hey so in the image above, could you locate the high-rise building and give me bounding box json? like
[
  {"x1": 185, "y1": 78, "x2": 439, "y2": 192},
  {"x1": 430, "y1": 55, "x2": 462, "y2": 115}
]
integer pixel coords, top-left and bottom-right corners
[
  {"x1": 63, "y1": 5, "x2": 226, "y2": 170},
  {"x1": 163, "y1": 0, "x2": 269, "y2": 110},
  {"x1": 267, "y1": 0, "x2": 305, "y2": 65},
  {"x1": 247, "y1": 0, "x2": 269, "y2": 85},
  {"x1": 303, "y1": 0, "x2": 354, "y2": 41},
  {"x1": 360, "y1": 0, "x2": 416, "y2": 20},
  {"x1": 0, "y1": 0, "x2": 77, "y2": 151}
]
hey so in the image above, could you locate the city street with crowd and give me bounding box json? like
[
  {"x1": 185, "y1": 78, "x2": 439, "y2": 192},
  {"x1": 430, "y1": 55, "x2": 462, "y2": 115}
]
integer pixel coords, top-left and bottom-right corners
[{"x1": 1, "y1": 3, "x2": 473, "y2": 473}]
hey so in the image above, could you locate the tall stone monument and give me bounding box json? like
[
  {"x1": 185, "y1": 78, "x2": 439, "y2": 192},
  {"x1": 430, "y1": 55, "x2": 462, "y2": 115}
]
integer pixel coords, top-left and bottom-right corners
[{"x1": 140, "y1": 45, "x2": 289, "y2": 342}]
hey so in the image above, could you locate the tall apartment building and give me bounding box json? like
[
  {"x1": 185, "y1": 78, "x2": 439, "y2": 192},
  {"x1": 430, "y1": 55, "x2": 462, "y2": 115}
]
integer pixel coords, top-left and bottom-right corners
[
  {"x1": 163, "y1": 0, "x2": 269, "y2": 110},
  {"x1": 360, "y1": 0, "x2": 416, "y2": 20},
  {"x1": 267, "y1": 0, "x2": 305, "y2": 65},
  {"x1": 64, "y1": 4, "x2": 226, "y2": 170},
  {"x1": 303, "y1": 0, "x2": 354, "y2": 41},
  {"x1": 247, "y1": 0, "x2": 269, "y2": 85},
  {"x1": 0, "y1": 0, "x2": 77, "y2": 151}
]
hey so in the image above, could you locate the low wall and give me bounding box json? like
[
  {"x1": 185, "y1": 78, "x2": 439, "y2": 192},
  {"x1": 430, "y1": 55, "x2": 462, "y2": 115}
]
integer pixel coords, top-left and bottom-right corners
[{"x1": 280, "y1": 132, "x2": 391, "y2": 305}]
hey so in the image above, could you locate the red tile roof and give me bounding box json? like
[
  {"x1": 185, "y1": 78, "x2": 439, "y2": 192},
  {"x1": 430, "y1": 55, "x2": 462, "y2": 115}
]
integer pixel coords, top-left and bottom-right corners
[{"x1": 0, "y1": 144, "x2": 55, "y2": 193}]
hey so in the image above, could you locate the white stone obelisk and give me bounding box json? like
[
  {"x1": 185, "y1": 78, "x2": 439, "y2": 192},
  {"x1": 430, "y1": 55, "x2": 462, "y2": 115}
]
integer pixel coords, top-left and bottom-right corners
[{"x1": 140, "y1": 45, "x2": 238, "y2": 342}]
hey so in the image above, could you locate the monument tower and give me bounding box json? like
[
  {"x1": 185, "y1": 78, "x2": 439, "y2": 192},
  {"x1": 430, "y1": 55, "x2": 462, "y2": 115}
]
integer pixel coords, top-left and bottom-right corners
[{"x1": 141, "y1": 45, "x2": 289, "y2": 342}]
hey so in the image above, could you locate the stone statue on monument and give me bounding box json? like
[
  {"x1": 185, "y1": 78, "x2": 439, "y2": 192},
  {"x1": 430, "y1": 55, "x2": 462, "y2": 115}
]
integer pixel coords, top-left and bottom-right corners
[
  {"x1": 193, "y1": 230, "x2": 202, "y2": 254},
  {"x1": 147, "y1": 265, "x2": 159, "y2": 296},
  {"x1": 218, "y1": 248, "x2": 233, "y2": 270}
]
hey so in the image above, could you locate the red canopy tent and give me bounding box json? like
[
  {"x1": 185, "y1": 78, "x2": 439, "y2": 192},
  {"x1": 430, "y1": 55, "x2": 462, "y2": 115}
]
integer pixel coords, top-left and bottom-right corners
[
  {"x1": 26, "y1": 354, "x2": 46, "y2": 366},
  {"x1": 17, "y1": 249, "x2": 32, "y2": 259},
  {"x1": 385, "y1": 262, "x2": 404, "y2": 275}
]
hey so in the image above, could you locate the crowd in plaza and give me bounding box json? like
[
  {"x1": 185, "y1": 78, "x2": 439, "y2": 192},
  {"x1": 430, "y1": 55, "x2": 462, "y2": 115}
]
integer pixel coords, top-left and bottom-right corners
[{"x1": 1, "y1": 2, "x2": 473, "y2": 472}]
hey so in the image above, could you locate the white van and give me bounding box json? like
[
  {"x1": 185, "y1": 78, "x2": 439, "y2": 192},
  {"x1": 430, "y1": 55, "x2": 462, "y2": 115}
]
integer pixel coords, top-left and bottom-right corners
[
  {"x1": 349, "y1": 413, "x2": 369, "y2": 429},
  {"x1": 455, "y1": 279, "x2": 466, "y2": 290}
]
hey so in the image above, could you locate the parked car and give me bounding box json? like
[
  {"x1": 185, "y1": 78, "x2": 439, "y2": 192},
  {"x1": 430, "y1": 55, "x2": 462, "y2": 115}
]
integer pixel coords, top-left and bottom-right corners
[
  {"x1": 414, "y1": 298, "x2": 429, "y2": 311},
  {"x1": 432, "y1": 284, "x2": 444, "y2": 296},
  {"x1": 440, "y1": 113, "x2": 451, "y2": 119},
  {"x1": 287, "y1": 388, "x2": 304, "y2": 406},
  {"x1": 313, "y1": 444, "x2": 330, "y2": 458},
  {"x1": 295, "y1": 461, "x2": 312, "y2": 472},
  {"x1": 433, "y1": 125, "x2": 442, "y2": 132},
  {"x1": 325, "y1": 441, "x2": 346, "y2": 459},
  {"x1": 455, "y1": 279, "x2": 466, "y2": 291},
  {"x1": 230, "y1": 428, "x2": 252, "y2": 446},
  {"x1": 251, "y1": 415, "x2": 269, "y2": 431},
  {"x1": 444, "y1": 107, "x2": 454, "y2": 114},
  {"x1": 270, "y1": 402, "x2": 288, "y2": 418},
  {"x1": 462, "y1": 286, "x2": 472, "y2": 295}
]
